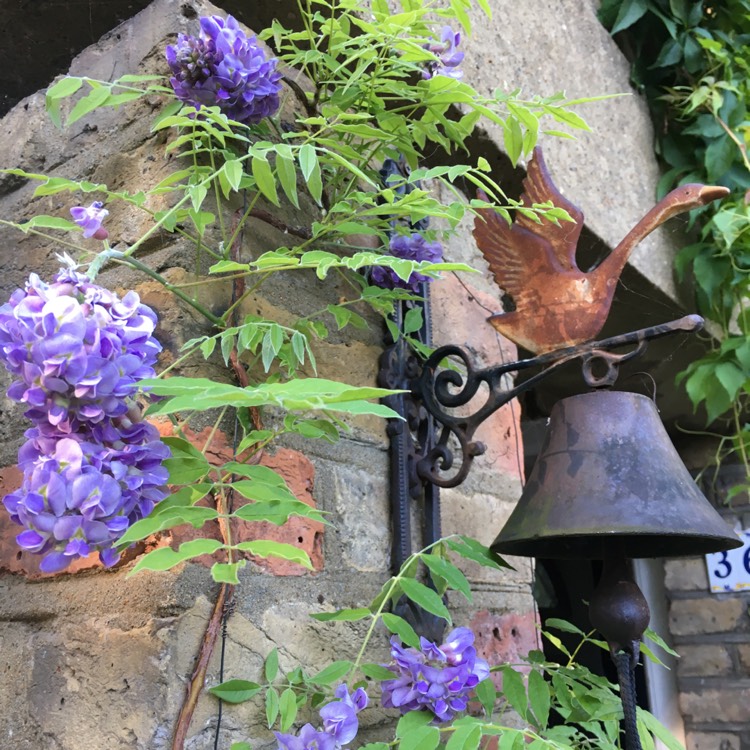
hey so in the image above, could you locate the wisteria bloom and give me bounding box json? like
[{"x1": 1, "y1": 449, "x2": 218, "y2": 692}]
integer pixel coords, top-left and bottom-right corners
[
  {"x1": 370, "y1": 232, "x2": 443, "y2": 293},
  {"x1": 381, "y1": 627, "x2": 489, "y2": 722},
  {"x1": 0, "y1": 267, "x2": 169, "y2": 571},
  {"x1": 166, "y1": 14, "x2": 282, "y2": 124},
  {"x1": 275, "y1": 685, "x2": 367, "y2": 750},
  {"x1": 422, "y1": 26, "x2": 464, "y2": 80},
  {"x1": 70, "y1": 201, "x2": 109, "y2": 240}
]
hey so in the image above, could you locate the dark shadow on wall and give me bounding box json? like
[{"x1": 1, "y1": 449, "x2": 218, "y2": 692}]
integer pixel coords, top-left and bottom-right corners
[{"x1": 0, "y1": 0, "x2": 305, "y2": 117}]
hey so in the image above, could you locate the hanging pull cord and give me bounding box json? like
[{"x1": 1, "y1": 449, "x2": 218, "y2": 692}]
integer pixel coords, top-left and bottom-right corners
[{"x1": 611, "y1": 640, "x2": 642, "y2": 750}]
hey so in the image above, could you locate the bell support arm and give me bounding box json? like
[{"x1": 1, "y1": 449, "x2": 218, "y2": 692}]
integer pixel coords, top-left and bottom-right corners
[{"x1": 413, "y1": 314, "x2": 704, "y2": 488}]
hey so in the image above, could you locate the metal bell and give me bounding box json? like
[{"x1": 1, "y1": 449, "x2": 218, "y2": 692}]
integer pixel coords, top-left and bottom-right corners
[{"x1": 492, "y1": 390, "x2": 742, "y2": 559}]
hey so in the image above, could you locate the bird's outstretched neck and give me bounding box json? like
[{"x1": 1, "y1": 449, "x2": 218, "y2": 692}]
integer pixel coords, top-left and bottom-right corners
[{"x1": 597, "y1": 183, "x2": 729, "y2": 280}]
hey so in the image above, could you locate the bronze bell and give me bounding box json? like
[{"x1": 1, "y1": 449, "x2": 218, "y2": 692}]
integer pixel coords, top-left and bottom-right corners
[{"x1": 492, "y1": 390, "x2": 741, "y2": 559}]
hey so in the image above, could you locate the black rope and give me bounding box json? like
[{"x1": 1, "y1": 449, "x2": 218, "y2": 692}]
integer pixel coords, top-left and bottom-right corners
[{"x1": 612, "y1": 645, "x2": 642, "y2": 750}]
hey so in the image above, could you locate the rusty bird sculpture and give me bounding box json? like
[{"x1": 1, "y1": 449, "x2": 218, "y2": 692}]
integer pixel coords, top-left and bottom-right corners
[{"x1": 472, "y1": 147, "x2": 729, "y2": 353}]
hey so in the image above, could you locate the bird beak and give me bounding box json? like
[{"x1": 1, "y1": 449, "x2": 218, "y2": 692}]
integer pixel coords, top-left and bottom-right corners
[{"x1": 699, "y1": 185, "x2": 731, "y2": 204}]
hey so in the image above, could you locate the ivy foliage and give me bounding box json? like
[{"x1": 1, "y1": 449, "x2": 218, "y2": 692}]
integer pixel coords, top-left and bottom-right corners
[{"x1": 599, "y1": 0, "x2": 750, "y2": 477}]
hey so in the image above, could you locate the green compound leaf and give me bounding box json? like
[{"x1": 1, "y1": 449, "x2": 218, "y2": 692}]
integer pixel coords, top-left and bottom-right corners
[
  {"x1": 500, "y1": 666, "x2": 528, "y2": 721},
  {"x1": 211, "y1": 560, "x2": 247, "y2": 584},
  {"x1": 129, "y1": 538, "x2": 224, "y2": 574},
  {"x1": 360, "y1": 663, "x2": 397, "y2": 681},
  {"x1": 446, "y1": 724, "x2": 482, "y2": 750},
  {"x1": 232, "y1": 499, "x2": 324, "y2": 525},
  {"x1": 276, "y1": 151, "x2": 300, "y2": 208},
  {"x1": 265, "y1": 647, "x2": 279, "y2": 683},
  {"x1": 474, "y1": 677, "x2": 496, "y2": 717},
  {"x1": 396, "y1": 710, "x2": 433, "y2": 738},
  {"x1": 253, "y1": 154, "x2": 280, "y2": 205},
  {"x1": 310, "y1": 607, "x2": 372, "y2": 622},
  {"x1": 266, "y1": 687, "x2": 280, "y2": 728},
  {"x1": 445, "y1": 536, "x2": 510, "y2": 571},
  {"x1": 398, "y1": 578, "x2": 451, "y2": 623},
  {"x1": 421, "y1": 553, "x2": 472, "y2": 601},
  {"x1": 381, "y1": 612, "x2": 421, "y2": 649},
  {"x1": 309, "y1": 660, "x2": 353, "y2": 685},
  {"x1": 116, "y1": 505, "x2": 218, "y2": 546},
  {"x1": 234, "y1": 540, "x2": 313, "y2": 569},
  {"x1": 22, "y1": 215, "x2": 79, "y2": 232},
  {"x1": 398, "y1": 725, "x2": 440, "y2": 750},
  {"x1": 67, "y1": 85, "x2": 112, "y2": 126},
  {"x1": 208, "y1": 679, "x2": 262, "y2": 704},
  {"x1": 528, "y1": 669, "x2": 550, "y2": 730},
  {"x1": 279, "y1": 687, "x2": 298, "y2": 732}
]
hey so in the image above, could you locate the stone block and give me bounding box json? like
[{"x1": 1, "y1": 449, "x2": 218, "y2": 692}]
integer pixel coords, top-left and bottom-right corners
[
  {"x1": 687, "y1": 732, "x2": 741, "y2": 750},
  {"x1": 680, "y1": 688, "x2": 750, "y2": 723},
  {"x1": 664, "y1": 558, "x2": 709, "y2": 592},
  {"x1": 441, "y1": 486, "x2": 532, "y2": 587},
  {"x1": 669, "y1": 597, "x2": 745, "y2": 636},
  {"x1": 737, "y1": 643, "x2": 750, "y2": 674},
  {"x1": 676, "y1": 644, "x2": 733, "y2": 678},
  {"x1": 330, "y1": 460, "x2": 390, "y2": 572}
]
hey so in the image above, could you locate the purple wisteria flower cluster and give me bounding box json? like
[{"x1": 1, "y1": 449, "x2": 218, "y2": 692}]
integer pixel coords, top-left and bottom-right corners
[
  {"x1": 370, "y1": 232, "x2": 444, "y2": 293},
  {"x1": 422, "y1": 26, "x2": 464, "y2": 80},
  {"x1": 381, "y1": 627, "x2": 490, "y2": 722},
  {"x1": 0, "y1": 267, "x2": 169, "y2": 573},
  {"x1": 275, "y1": 685, "x2": 368, "y2": 750},
  {"x1": 166, "y1": 14, "x2": 283, "y2": 124}
]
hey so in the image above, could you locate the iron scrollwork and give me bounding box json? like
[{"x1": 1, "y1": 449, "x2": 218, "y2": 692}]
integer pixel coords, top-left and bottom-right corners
[{"x1": 390, "y1": 314, "x2": 704, "y2": 490}]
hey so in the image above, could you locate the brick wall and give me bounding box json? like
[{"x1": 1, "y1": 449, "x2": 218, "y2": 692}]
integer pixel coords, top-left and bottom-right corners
[{"x1": 664, "y1": 464, "x2": 750, "y2": 750}]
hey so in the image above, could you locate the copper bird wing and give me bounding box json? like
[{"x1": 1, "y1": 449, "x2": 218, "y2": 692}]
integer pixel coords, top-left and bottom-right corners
[
  {"x1": 513, "y1": 147, "x2": 584, "y2": 271},
  {"x1": 472, "y1": 196, "x2": 554, "y2": 311}
]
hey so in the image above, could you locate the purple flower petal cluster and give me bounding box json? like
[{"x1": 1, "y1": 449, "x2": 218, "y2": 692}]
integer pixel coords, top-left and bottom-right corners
[
  {"x1": 422, "y1": 26, "x2": 464, "y2": 80},
  {"x1": 370, "y1": 232, "x2": 443, "y2": 293},
  {"x1": 275, "y1": 685, "x2": 367, "y2": 750},
  {"x1": 166, "y1": 14, "x2": 282, "y2": 124},
  {"x1": 381, "y1": 627, "x2": 489, "y2": 722},
  {"x1": 70, "y1": 201, "x2": 109, "y2": 240},
  {"x1": 0, "y1": 268, "x2": 169, "y2": 572}
]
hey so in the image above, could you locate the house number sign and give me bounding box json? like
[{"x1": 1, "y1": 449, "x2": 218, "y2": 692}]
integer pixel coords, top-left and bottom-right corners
[{"x1": 706, "y1": 527, "x2": 750, "y2": 593}]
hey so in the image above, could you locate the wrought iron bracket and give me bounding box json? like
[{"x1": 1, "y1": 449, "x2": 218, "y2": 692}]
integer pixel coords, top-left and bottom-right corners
[{"x1": 385, "y1": 314, "x2": 704, "y2": 491}]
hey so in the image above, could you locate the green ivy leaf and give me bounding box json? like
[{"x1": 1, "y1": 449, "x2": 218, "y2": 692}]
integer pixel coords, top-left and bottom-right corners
[{"x1": 609, "y1": 0, "x2": 648, "y2": 34}]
